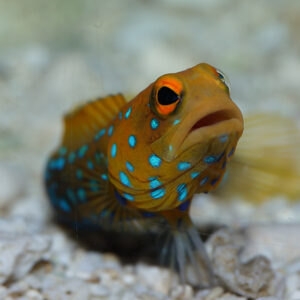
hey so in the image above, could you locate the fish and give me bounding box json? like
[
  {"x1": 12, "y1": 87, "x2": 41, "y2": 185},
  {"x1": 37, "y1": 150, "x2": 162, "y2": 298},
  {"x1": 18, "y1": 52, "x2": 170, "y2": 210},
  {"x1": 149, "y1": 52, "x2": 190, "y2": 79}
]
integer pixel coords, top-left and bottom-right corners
[{"x1": 44, "y1": 63, "x2": 244, "y2": 286}]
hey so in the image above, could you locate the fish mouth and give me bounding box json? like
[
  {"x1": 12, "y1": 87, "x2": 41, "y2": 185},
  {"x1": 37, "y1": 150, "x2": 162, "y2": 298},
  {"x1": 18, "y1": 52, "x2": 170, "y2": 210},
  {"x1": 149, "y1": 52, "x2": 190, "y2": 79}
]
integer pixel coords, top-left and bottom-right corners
[
  {"x1": 176, "y1": 106, "x2": 243, "y2": 154},
  {"x1": 189, "y1": 109, "x2": 235, "y2": 132}
]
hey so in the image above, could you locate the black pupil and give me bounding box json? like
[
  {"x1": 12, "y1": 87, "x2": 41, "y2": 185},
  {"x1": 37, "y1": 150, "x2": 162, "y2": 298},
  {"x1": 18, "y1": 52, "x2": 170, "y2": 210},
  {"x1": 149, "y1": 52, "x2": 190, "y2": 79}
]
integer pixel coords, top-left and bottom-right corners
[{"x1": 157, "y1": 87, "x2": 179, "y2": 105}]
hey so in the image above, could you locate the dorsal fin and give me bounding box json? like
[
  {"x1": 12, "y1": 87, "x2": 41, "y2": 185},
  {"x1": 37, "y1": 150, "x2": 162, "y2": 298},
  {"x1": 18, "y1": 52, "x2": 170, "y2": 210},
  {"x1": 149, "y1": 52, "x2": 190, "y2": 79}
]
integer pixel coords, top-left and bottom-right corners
[{"x1": 61, "y1": 94, "x2": 126, "y2": 150}]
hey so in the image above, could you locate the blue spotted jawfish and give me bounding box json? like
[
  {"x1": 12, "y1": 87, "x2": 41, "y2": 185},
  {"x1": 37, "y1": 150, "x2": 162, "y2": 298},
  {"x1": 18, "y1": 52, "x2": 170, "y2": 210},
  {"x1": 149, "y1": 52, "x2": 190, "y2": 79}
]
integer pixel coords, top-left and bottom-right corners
[{"x1": 45, "y1": 63, "x2": 244, "y2": 286}]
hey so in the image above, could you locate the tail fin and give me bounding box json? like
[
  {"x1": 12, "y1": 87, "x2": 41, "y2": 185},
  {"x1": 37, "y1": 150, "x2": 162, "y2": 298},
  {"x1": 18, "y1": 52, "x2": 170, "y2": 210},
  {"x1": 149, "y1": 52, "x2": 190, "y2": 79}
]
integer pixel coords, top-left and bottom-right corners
[
  {"x1": 216, "y1": 113, "x2": 300, "y2": 202},
  {"x1": 159, "y1": 215, "x2": 217, "y2": 287}
]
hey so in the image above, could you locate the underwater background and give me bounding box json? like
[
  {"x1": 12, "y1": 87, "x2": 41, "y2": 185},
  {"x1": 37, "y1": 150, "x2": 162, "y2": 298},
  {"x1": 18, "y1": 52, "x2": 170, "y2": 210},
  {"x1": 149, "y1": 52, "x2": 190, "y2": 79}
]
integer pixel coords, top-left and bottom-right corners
[{"x1": 0, "y1": 1, "x2": 300, "y2": 299}]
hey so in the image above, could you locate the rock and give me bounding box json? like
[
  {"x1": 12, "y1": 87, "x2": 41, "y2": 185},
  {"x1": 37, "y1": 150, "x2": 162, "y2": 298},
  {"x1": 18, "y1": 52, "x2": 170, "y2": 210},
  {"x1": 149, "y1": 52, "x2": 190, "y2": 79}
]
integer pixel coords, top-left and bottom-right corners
[
  {"x1": 194, "y1": 286, "x2": 247, "y2": 300},
  {"x1": 41, "y1": 276, "x2": 90, "y2": 300},
  {"x1": 256, "y1": 297, "x2": 282, "y2": 300},
  {"x1": 242, "y1": 224, "x2": 300, "y2": 267},
  {"x1": 66, "y1": 250, "x2": 109, "y2": 281},
  {"x1": 206, "y1": 228, "x2": 275, "y2": 298},
  {"x1": 0, "y1": 217, "x2": 51, "y2": 284},
  {"x1": 136, "y1": 263, "x2": 176, "y2": 295},
  {"x1": 89, "y1": 283, "x2": 110, "y2": 297},
  {"x1": 45, "y1": 229, "x2": 76, "y2": 267},
  {"x1": 169, "y1": 284, "x2": 194, "y2": 300},
  {"x1": 0, "y1": 286, "x2": 7, "y2": 299},
  {"x1": 24, "y1": 289, "x2": 44, "y2": 300}
]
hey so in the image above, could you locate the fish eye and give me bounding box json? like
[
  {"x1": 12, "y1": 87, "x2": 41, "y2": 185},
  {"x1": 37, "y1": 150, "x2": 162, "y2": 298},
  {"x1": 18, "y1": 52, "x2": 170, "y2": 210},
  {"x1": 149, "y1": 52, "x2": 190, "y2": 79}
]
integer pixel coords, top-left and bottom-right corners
[
  {"x1": 216, "y1": 69, "x2": 231, "y2": 92},
  {"x1": 152, "y1": 77, "x2": 183, "y2": 117},
  {"x1": 157, "y1": 87, "x2": 179, "y2": 105},
  {"x1": 155, "y1": 86, "x2": 181, "y2": 115},
  {"x1": 217, "y1": 71, "x2": 225, "y2": 82}
]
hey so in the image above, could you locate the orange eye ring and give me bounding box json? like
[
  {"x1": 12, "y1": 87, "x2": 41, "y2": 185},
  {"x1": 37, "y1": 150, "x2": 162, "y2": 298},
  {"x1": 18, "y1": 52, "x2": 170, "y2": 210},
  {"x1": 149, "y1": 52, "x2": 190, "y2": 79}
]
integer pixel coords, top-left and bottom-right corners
[{"x1": 153, "y1": 77, "x2": 183, "y2": 116}]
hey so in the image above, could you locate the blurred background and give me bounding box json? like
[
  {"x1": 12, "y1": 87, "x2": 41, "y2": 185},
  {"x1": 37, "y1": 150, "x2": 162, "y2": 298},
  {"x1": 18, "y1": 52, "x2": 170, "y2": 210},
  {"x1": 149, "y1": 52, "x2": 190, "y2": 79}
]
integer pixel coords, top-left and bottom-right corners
[{"x1": 0, "y1": 1, "x2": 300, "y2": 298}]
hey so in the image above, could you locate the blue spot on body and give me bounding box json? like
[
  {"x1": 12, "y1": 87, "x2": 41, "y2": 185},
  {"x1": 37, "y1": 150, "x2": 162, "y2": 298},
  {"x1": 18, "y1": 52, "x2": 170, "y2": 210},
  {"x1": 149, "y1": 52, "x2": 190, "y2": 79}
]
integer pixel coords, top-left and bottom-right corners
[
  {"x1": 119, "y1": 111, "x2": 122, "y2": 119},
  {"x1": 217, "y1": 151, "x2": 225, "y2": 162},
  {"x1": 128, "y1": 135, "x2": 136, "y2": 148},
  {"x1": 111, "y1": 144, "x2": 117, "y2": 157},
  {"x1": 100, "y1": 210, "x2": 109, "y2": 218},
  {"x1": 173, "y1": 119, "x2": 181, "y2": 125},
  {"x1": 219, "y1": 134, "x2": 228, "y2": 143},
  {"x1": 142, "y1": 211, "x2": 156, "y2": 218},
  {"x1": 108, "y1": 125, "x2": 114, "y2": 136},
  {"x1": 66, "y1": 189, "x2": 76, "y2": 204},
  {"x1": 149, "y1": 177, "x2": 165, "y2": 199},
  {"x1": 123, "y1": 193, "x2": 134, "y2": 201},
  {"x1": 222, "y1": 160, "x2": 227, "y2": 169},
  {"x1": 169, "y1": 145, "x2": 173, "y2": 151},
  {"x1": 95, "y1": 152, "x2": 103, "y2": 164},
  {"x1": 90, "y1": 180, "x2": 100, "y2": 192},
  {"x1": 49, "y1": 157, "x2": 65, "y2": 170},
  {"x1": 204, "y1": 155, "x2": 217, "y2": 164},
  {"x1": 149, "y1": 178, "x2": 161, "y2": 189},
  {"x1": 78, "y1": 145, "x2": 89, "y2": 158},
  {"x1": 119, "y1": 171, "x2": 131, "y2": 187},
  {"x1": 228, "y1": 147, "x2": 235, "y2": 157},
  {"x1": 57, "y1": 157, "x2": 65, "y2": 169},
  {"x1": 59, "y1": 147, "x2": 67, "y2": 156},
  {"x1": 76, "y1": 169, "x2": 83, "y2": 179},
  {"x1": 59, "y1": 199, "x2": 71, "y2": 212},
  {"x1": 101, "y1": 174, "x2": 108, "y2": 180},
  {"x1": 191, "y1": 172, "x2": 200, "y2": 179},
  {"x1": 151, "y1": 188, "x2": 165, "y2": 199},
  {"x1": 177, "y1": 162, "x2": 191, "y2": 171},
  {"x1": 200, "y1": 176, "x2": 209, "y2": 185},
  {"x1": 149, "y1": 154, "x2": 162, "y2": 168},
  {"x1": 57, "y1": 157, "x2": 66, "y2": 170},
  {"x1": 211, "y1": 177, "x2": 220, "y2": 186},
  {"x1": 114, "y1": 190, "x2": 127, "y2": 205},
  {"x1": 177, "y1": 184, "x2": 187, "y2": 202},
  {"x1": 68, "y1": 152, "x2": 76, "y2": 163},
  {"x1": 77, "y1": 189, "x2": 86, "y2": 202},
  {"x1": 95, "y1": 129, "x2": 106, "y2": 141},
  {"x1": 87, "y1": 160, "x2": 94, "y2": 169},
  {"x1": 178, "y1": 200, "x2": 190, "y2": 211},
  {"x1": 126, "y1": 162, "x2": 134, "y2": 172},
  {"x1": 125, "y1": 107, "x2": 132, "y2": 119},
  {"x1": 150, "y1": 118, "x2": 159, "y2": 130}
]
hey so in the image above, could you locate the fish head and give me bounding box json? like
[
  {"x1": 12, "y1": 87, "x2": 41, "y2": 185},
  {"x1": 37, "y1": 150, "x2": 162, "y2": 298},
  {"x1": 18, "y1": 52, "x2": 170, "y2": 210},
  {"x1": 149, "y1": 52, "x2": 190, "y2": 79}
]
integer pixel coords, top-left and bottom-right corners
[{"x1": 108, "y1": 63, "x2": 243, "y2": 211}]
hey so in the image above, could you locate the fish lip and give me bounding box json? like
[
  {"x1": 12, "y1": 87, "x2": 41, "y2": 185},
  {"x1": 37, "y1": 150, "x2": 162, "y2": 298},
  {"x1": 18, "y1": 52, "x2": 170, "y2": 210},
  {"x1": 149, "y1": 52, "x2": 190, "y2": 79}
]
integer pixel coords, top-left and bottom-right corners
[
  {"x1": 188, "y1": 109, "x2": 237, "y2": 132},
  {"x1": 174, "y1": 106, "x2": 243, "y2": 154}
]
